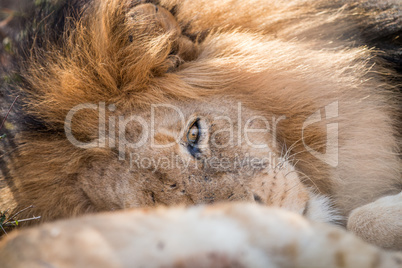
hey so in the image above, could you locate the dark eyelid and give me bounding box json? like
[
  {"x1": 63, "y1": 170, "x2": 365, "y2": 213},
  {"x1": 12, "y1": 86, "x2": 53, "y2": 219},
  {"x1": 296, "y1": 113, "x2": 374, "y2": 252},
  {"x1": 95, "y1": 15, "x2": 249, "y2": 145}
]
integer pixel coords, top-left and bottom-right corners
[
  {"x1": 187, "y1": 119, "x2": 202, "y2": 158},
  {"x1": 187, "y1": 119, "x2": 200, "y2": 145}
]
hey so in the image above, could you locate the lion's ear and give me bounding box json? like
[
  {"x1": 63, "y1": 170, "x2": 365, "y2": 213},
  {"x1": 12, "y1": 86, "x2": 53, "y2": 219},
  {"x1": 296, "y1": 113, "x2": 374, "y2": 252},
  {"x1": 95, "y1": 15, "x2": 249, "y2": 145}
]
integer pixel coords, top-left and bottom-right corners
[
  {"x1": 100, "y1": 1, "x2": 177, "y2": 82},
  {"x1": 71, "y1": 0, "x2": 176, "y2": 90}
]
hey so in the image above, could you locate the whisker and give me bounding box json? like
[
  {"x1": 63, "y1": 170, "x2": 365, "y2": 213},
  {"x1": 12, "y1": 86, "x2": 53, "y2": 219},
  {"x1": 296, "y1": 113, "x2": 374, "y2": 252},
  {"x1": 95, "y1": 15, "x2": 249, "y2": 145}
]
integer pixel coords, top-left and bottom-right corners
[{"x1": 284, "y1": 169, "x2": 322, "y2": 194}]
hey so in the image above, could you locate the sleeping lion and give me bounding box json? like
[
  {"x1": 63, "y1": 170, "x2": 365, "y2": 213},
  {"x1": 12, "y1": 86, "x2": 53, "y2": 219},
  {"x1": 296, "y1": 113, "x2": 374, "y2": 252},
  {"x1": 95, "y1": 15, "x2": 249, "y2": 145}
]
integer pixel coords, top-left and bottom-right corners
[{"x1": 0, "y1": 0, "x2": 401, "y2": 266}]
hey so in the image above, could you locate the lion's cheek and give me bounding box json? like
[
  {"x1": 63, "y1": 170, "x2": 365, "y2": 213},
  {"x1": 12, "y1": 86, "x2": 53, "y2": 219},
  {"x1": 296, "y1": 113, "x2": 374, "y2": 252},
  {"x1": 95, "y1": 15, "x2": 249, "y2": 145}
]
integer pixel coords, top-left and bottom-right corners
[
  {"x1": 249, "y1": 166, "x2": 310, "y2": 215},
  {"x1": 76, "y1": 164, "x2": 143, "y2": 211}
]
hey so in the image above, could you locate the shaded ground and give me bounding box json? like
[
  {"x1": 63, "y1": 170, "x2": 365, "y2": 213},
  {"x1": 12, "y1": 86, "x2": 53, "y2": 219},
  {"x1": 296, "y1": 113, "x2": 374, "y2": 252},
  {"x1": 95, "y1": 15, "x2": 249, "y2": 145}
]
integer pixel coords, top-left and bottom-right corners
[
  {"x1": 0, "y1": 0, "x2": 33, "y2": 236},
  {"x1": 0, "y1": 0, "x2": 32, "y2": 73}
]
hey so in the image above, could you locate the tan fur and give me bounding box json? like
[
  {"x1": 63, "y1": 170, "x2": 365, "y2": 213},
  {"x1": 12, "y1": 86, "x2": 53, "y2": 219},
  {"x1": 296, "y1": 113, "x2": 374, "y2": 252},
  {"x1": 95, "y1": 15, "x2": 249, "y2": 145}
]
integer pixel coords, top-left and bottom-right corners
[
  {"x1": 0, "y1": 0, "x2": 401, "y2": 251},
  {"x1": 1, "y1": 203, "x2": 401, "y2": 268},
  {"x1": 348, "y1": 192, "x2": 402, "y2": 250}
]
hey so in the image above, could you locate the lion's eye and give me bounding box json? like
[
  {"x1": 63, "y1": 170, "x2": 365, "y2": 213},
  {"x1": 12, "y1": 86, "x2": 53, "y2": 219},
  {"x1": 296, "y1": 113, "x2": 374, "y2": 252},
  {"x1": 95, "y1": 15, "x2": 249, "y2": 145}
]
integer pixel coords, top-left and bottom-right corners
[{"x1": 187, "y1": 121, "x2": 200, "y2": 145}]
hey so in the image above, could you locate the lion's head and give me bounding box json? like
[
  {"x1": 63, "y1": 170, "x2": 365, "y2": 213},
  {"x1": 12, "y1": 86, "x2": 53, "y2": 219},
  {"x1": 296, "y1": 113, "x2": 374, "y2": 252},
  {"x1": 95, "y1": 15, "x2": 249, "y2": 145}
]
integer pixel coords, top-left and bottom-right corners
[{"x1": 2, "y1": 0, "x2": 400, "y2": 226}]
